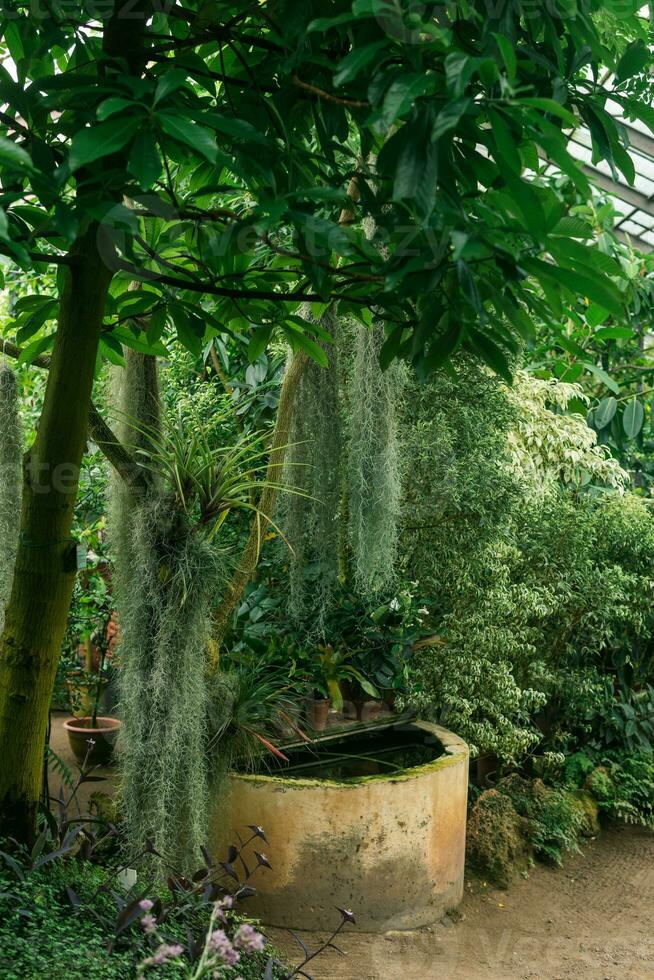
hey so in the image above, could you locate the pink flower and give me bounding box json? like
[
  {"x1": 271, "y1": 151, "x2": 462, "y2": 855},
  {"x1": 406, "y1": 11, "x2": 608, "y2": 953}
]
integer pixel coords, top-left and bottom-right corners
[
  {"x1": 143, "y1": 943, "x2": 184, "y2": 967},
  {"x1": 213, "y1": 894, "x2": 234, "y2": 923},
  {"x1": 138, "y1": 898, "x2": 154, "y2": 912},
  {"x1": 140, "y1": 914, "x2": 156, "y2": 935},
  {"x1": 233, "y1": 923, "x2": 265, "y2": 954},
  {"x1": 208, "y1": 928, "x2": 240, "y2": 966}
]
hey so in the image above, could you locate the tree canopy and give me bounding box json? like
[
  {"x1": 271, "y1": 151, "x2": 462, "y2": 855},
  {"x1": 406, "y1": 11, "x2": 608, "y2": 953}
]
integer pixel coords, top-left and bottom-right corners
[{"x1": 0, "y1": 0, "x2": 651, "y2": 379}]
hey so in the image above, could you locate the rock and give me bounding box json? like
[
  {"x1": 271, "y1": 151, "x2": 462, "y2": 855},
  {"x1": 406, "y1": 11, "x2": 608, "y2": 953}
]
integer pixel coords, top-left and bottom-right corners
[
  {"x1": 466, "y1": 789, "x2": 533, "y2": 888},
  {"x1": 570, "y1": 789, "x2": 601, "y2": 837}
]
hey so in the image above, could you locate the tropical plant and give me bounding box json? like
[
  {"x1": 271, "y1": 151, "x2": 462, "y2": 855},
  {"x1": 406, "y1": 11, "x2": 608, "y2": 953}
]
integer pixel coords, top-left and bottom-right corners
[
  {"x1": 0, "y1": 0, "x2": 651, "y2": 844},
  {"x1": 206, "y1": 655, "x2": 306, "y2": 772},
  {"x1": 299, "y1": 644, "x2": 379, "y2": 712}
]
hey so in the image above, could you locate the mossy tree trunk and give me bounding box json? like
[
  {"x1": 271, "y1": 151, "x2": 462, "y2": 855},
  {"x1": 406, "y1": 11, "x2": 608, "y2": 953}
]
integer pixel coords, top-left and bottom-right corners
[
  {"x1": 0, "y1": 227, "x2": 112, "y2": 840},
  {"x1": 209, "y1": 351, "x2": 308, "y2": 662}
]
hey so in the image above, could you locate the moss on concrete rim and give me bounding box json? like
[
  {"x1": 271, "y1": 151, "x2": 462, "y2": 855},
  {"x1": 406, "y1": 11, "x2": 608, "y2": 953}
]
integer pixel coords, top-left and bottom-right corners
[{"x1": 230, "y1": 721, "x2": 469, "y2": 790}]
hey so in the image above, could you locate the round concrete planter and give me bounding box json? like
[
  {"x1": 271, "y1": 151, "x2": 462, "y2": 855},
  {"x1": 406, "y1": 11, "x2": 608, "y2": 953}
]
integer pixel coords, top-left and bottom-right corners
[{"x1": 214, "y1": 720, "x2": 468, "y2": 932}]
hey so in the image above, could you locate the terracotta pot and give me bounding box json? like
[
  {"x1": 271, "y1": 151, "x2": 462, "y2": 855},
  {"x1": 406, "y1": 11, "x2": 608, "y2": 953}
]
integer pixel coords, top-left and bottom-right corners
[
  {"x1": 475, "y1": 753, "x2": 498, "y2": 787},
  {"x1": 360, "y1": 700, "x2": 385, "y2": 722},
  {"x1": 306, "y1": 698, "x2": 330, "y2": 732},
  {"x1": 63, "y1": 716, "x2": 121, "y2": 765}
]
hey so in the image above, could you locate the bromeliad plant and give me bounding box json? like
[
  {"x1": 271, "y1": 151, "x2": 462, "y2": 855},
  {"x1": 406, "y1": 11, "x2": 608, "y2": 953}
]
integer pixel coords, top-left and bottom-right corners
[
  {"x1": 304, "y1": 645, "x2": 379, "y2": 713},
  {"x1": 125, "y1": 408, "x2": 295, "y2": 540},
  {"x1": 206, "y1": 655, "x2": 308, "y2": 772}
]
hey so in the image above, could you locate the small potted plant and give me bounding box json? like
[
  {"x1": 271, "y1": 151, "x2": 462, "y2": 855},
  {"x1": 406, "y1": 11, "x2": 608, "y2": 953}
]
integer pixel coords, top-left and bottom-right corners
[
  {"x1": 304, "y1": 645, "x2": 379, "y2": 731},
  {"x1": 63, "y1": 616, "x2": 121, "y2": 765}
]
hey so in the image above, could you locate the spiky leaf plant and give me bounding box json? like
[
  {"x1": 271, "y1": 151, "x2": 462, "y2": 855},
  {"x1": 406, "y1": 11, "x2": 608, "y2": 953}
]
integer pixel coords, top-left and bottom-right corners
[
  {"x1": 347, "y1": 321, "x2": 404, "y2": 593},
  {"x1": 0, "y1": 363, "x2": 22, "y2": 632}
]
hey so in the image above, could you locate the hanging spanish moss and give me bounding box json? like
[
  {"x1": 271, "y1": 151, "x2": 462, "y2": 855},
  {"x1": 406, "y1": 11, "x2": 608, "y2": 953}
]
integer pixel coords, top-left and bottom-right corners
[
  {"x1": 0, "y1": 362, "x2": 22, "y2": 632},
  {"x1": 347, "y1": 320, "x2": 404, "y2": 593},
  {"x1": 116, "y1": 493, "x2": 218, "y2": 868},
  {"x1": 109, "y1": 350, "x2": 161, "y2": 575},
  {"x1": 111, "y1": 351, "x2": 214, "y2": 868},
  {"x1": 282, "y1": 307, "x2": 343, "y2": 626}
]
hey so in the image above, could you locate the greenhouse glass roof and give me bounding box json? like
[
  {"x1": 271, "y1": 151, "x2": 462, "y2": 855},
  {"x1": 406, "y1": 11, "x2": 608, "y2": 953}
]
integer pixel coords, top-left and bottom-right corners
[{"x1": 550, "y1": 95, "x2": 654, "y2": 253}]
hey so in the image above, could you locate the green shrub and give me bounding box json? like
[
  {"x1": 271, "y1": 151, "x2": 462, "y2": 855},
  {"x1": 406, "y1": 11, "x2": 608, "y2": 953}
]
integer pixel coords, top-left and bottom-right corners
[
  {"x1": 400, "y1": 359, "x2": 654, "y2": 766},
  {"x1": 585, "y1": 754, "x2": 654, "y2": 829},
  {"x1": 498, "y1": 775, "x2": 585, "y2": 865},
  {"x1": 0, "y1": 860, "x2": 134, "y2": 980}
]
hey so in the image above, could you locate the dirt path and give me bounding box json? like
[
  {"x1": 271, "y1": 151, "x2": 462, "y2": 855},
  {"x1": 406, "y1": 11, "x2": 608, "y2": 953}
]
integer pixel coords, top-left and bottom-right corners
[{"x1": 276, "y1": 825, "x2": 654, "y2": 980}]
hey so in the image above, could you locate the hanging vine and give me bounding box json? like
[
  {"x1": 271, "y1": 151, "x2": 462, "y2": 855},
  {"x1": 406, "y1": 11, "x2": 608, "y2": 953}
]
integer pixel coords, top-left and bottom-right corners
[
  {"x1": 116, "y1": 492, "x2": 218, "y2": 868},
  {"x1": 346, "y1": 320, "x2": 404, "y2": 593},
  {"x1": 283, "y1": 307, "x2": 344, "y2": 625}
]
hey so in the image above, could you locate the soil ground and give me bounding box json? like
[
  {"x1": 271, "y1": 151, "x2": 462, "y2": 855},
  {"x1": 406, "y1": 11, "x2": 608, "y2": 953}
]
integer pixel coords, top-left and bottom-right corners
[
  {"x1": 272, "y1": 824, "x2": 654, "y2": 980},
  {"x1": 49, "y1": 714, "x2": 654, "y2": 979}
]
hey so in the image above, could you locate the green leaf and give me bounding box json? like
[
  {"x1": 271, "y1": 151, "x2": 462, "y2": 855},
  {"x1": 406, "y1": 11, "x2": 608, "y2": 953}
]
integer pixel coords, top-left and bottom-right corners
[
  {"x1": 623, "y1": 397, "x2": 644, "y2": 439},
  {"x1": 154, "y1": 69, "x2": 188, "y2": 105},
  {"x1": 594, "y1": 326, "x2": 635, "y2": 341},
  {"x1": 595, "y1": 396, "x2": 617, "y2": 430},
  {"x1": 69, "y1": 117, "x2": 139, "y2": 170},
  {"x1": 108, "y1": 326, "x2": 168, "y2": 357},
  {"x1": 489, "y1": 109, "x2": 521, "y2": 174},
  {"x1": 582, "y1": 362, "x2": 620, "y2": 394},
  {"x1": 381, "y1": 74, "x2": 429, "y2": 127},
  {"x1": 96, "y1": 97, "x2": 135, "y2": 121},
  {"x1": 585, "y1": 304, "x2": 610, "y2": 328},
  {"x1": 17, "y1": 333, "x2": 55, "y2": 365},
  {"x1": 333, "y1": 41, "x2": 386, "y2": 86},
  {"x1": 0, "y1": 135, "x2": 33, "y2": 171},
  {"x1": 616, "y1": 40, "x2": 649, "y2": 82},
  {"x1": 284, "y1": 329, "x2": 328, "y2": 367},
  {"x1": 492, "y1": 32, "x2": 516, "y2": 81},
  {"x1": 432, "y1": 98, "x2": 470, "y2": 141},
  {"x1": 307, "y1": 12, "x2": 359, "y2": 32},
  {"x1": 248, "y1": 325, "x2": 273, "y2": 362},
  {"x1": 204, "y1": 113, "x2": 268, "y2": 144},
  {"x1": 518, "y1": 98, "x2": 576, "y2": 127},
  {"x1": 128, "y1": 131, "x2": 162, "y2": 189},
  {"x1": 624, "y1": 100, "x2": 654, "y2": 135},
  {"x1": 157, "y1": 112, "x2": 218, "y2": 163},
  {"x1": 466, "y1": 328, "x2": 512, "y2": 381},
  {"x1": 522, "y1": 258, "x2": 623, "y2": 317}
]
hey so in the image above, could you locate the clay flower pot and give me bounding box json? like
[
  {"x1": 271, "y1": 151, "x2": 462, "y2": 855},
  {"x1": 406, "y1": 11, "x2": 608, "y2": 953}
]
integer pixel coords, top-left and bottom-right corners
[
  {"x1": 63, "y1": 716, "x2": 121, "y2": 765},
  {"x1": 306, "y1": 698, "x2": 330, "y2": 732}
]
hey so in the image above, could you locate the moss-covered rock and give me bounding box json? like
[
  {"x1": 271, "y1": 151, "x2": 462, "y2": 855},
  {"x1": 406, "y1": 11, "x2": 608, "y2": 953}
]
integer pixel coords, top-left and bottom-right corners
[
  {"x1": 570, "y1": 789, "x2": 600, "y2": 837},
  {"x1": 466, "y1": 788, "x2": 533, "y2": 888},
  {"x1": 584, "y1": 766, "x2": 615, "y2": 804}
]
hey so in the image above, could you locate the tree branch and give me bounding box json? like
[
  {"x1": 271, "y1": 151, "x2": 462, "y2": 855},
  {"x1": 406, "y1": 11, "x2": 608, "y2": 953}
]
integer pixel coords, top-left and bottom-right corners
[
  {"x1": 292, "y1": 75, "x2": 370, "y2": 108},
  {"x1": 113, "y1": 258, "x2": 368, "y2": 304},
  {"x1": 208, "y1": 349, "x2": 309, "y2": 663}
]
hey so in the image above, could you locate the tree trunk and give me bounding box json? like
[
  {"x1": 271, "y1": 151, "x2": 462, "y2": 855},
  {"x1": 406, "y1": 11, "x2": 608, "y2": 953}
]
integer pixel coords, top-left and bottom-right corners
[
  {"x1": 208, "y1": 351, "x2": 308, "y2": 664},
  {"x1": 0, "y1": 226, "x2": 112, "y2": 840}
]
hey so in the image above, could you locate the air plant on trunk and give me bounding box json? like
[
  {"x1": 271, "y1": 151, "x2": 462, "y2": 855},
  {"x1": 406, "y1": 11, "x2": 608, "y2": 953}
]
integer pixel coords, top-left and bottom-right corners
[
  {"x1": 112, "y1": 387, "x2": 301, "y2": 868},
  {"x1": 0, "y1": 362, "x2": 22, "y2": 632}
]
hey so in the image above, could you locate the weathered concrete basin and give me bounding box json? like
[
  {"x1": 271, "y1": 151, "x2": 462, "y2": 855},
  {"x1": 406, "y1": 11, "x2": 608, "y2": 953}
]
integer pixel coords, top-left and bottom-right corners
[{"x1": 213, "y1": 719, "x2": 468, "y2": 931}]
